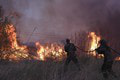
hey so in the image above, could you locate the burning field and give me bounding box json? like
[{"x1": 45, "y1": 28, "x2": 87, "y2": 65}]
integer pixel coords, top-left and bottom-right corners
[
  {"x1": 0, "y1": 19, "x2": 67, "y2": 61},
  {"x1": 0, "y1": 18, "x2": 104, "y2": 62},
  {"x1": 0, "y1": 16, "x2": 120, "y2": 80},
  {"x1": 0, "y1": 0, "x2": 120, "y2": 80},
  {"x1": 0, "y1": 24, "x2": 67, "y2": 61},
  {"x1": 1, "y1": 19, "x2": 120, "y2": 62}
]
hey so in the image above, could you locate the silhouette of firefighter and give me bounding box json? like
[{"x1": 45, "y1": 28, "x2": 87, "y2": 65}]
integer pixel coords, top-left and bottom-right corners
[
  {"x1": 64, "y1": 39, "x2": 80, "y2": 72},
  {"x1": 95, "y1": 39, "x2": 117, "y2": 79}
]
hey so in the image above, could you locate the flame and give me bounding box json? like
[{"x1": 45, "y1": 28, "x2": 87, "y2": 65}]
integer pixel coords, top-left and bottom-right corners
[
  {"x1": 88, "y1": 32, "x2": 101, "y2": 56},
  {"x1": 6, "y1": 24, "x2": 27, "y2": 50},
  {"x1": 88, "y1": 32, "x2": 120, "y2": 60},
  {"x1": 0, "y1": 24, "x2": 120, "y2": 62},
  {"x1": 0, "y1": 22, "x2": 67, "y2": 61},
  {"x1": 0, "y1": 23, "x2": 29, "y2": 61},
  {"x1": 35, "y1": 42, "x2": 66, "y2": 61}
]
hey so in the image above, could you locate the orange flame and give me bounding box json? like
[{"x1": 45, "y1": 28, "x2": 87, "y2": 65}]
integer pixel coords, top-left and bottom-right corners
[
  {"x1": 0, "y1": 24, "x2": 29, "y2": 61},
  {"x1": 88, "y1": 32, "x2": 120, "y2": 60},
  {"x1": 35, "y1": 42, "x2": 66, "y2": 61},
  {"x1": 88, "y1": 32, "x2": 101, "y2": 56},
  {"x1": 6, "y1": 24, "x2": 27, "y2": 50}
]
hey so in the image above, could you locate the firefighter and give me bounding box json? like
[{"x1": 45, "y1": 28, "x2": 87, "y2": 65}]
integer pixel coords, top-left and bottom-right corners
[
  {"x1": 95, "y1": 39, "x2": 117, "y2": 79},
  {"x1": 64, "y1": 39, "x2": 80, "y2": 72}
]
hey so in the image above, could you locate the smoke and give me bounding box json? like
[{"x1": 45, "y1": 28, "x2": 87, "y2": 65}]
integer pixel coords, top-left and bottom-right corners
[{"x1": 0, "y1": 0, "x2": 120, "y2": 43}]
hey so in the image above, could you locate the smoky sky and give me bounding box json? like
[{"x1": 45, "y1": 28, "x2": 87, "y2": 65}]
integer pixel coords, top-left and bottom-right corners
[{"x1": 0, "y1": 0, "x2": 120, "y2": 43}]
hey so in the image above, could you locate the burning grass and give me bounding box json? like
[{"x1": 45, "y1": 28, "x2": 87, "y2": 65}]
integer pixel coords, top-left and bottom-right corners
[
  {"x1": 35, "y1": 42, "x2": 66, "y2": 61},
  {"x1": 0, "y1": 17, "x2": 110, "y2": 61},
  {"x1": 0, "y1": 20, "x2": 120, "y2": 62},
  {"x1": 0, "y1": 21, "x2": 66, "y2": 61},
  {"x1": 0, "y1": 18, "x2": 120, "y2": 80},
  {"x1": 0, "y1": 21, "x2": 118, "y2": 61}
]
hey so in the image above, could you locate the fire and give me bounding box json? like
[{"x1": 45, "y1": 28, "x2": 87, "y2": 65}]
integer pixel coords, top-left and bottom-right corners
[
  {"x1": 88, "y1": 32, "x2": 101, "y2": 56},
  {"x1": 88, "y1": 32, "x2": 120, "y2": 60},
  {"x1": 35, "y1": 42, "x2": 66, "y2": 61},
  {"x1": 0, "y1": 23, "x2": 119, "y2": 62},
  {"x1": 5, "y1": 24, "x2": 27, "y2": 50},
  {"x1": 1, "y1": 17, "x2": 119, "y2": 62},
  {"x1": 0, "y1": 22, "x2": 29, "y2": 61},
  {"x1": 0, "y1": 19, "x2": 67, "y2": 61}
]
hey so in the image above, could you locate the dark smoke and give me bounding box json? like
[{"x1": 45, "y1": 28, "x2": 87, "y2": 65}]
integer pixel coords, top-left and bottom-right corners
[{"x1": 0, "y1": 0, "x2": 120, "y2": 43}]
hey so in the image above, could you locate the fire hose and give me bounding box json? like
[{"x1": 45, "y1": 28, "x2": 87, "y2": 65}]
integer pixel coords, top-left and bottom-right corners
[
  {"x1": 76, "y1": 46, "x2": 120, "y2": 56},
  {"x1": 75, "y1": 46, "x2": 95, "y2": 53},
  {"x1": 109, "y1": 47, "x2": 120, "y2": 56}
]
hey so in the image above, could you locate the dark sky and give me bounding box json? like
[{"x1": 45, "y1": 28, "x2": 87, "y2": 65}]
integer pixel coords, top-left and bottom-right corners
[{"x1": 0, "y1": 0, "x2": 120, "y2": 43}]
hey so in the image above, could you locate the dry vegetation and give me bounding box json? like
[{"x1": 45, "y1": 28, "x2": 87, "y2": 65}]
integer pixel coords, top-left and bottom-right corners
[
  {"x1": 0, "y1": 16, "x2": 119, "y2": 80},
  {"x1": 0, "y1": 27, "x2": 119, "y2": 80},
  {"x1": 0, "y1": 54, "x2": 120, "y2": 80}
]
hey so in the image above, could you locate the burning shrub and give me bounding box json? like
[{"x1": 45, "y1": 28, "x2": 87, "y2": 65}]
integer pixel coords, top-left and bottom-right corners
[{"x1": 0, "y1": 17, "x2": 30, "y2": 61}]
